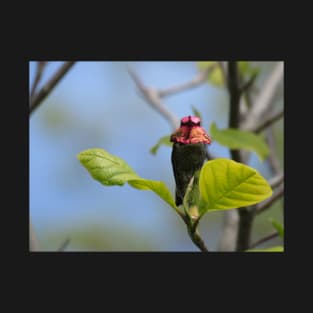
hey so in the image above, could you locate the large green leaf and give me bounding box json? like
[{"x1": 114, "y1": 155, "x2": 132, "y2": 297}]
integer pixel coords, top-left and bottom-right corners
[
  {"x1": 199, "y1": 158, "x2": 272, "y2": 214},
  {"x1": 77, "y1": 148, "x2": 176, "y2": 209},
  {"x1": 77, "y1": 148, "x2": 139, "y2": 185},
  {"x1": 149, "y1": 135, "x2": 172, "y2": 155},
  {"x1": 247, "y1": 246, "x2": 284, "y2": 252},
  {"x1": 210, "y1": 122, "x2": 269, "y2": 161}
]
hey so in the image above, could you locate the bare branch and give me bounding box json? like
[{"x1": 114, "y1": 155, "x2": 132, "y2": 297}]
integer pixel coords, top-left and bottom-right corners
[
  {"x1": 240, "y1": 71, "x2": 258, "y2": 94},
  {"x1": 242, "y1": 62, "x2": 284, "y2": 131},
  {"x1": 30, "y1": 61, "x2": 47, "y2": 101},
  {"x1": 158, "y1": 65, "x2": 216, "y2": 98},
  {"x1": 128, "y1": 66, "x2": 179, "y2": 130},
  {"x1": 57, "y1": 238, "x2": 71, "y2": 252},
  {"x1": 269, "y1": 173, "x2": 284, "y2": 189},
  {"x1": 266, "y1": 127, "x2": 282, "y2": 174},
  {"x1": 253, "y1": 109, "x2": 284, "y2": 133},
  {"x1": 227, "y1": 61, "x2": 242, "y2": 162},
  {"x1": 250, "y1": 231, "x2": 279, "y2": 249},
  {"x1": 30, "y1": 61, "x2": 75, "y2": 114},
  {"x1": 256, "y1": 184, "x2": 284, "y2": 214}
]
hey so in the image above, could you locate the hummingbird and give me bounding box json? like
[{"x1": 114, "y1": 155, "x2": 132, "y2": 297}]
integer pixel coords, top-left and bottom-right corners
[{"x1": 170, "y1": 115, "x2": 211, "y2": 207}]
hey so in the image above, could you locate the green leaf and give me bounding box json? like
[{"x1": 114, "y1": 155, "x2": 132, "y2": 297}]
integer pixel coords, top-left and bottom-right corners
[
  {"x1": 150, "y1": 135, "x2": 172, "y2": 155},
  {"x1": 199, "y1": 158, "x2": 272, "y2": 214},
  {"x1": 238, "y1": 61, "x2": 260, "y2": 77},
  {"x1": 77, "y1": 148, "x2": 139, "y2": 186},
  {"x1": 197, "y1": 61, "x2": 224, "y2": 86},
  {"x1": 128, "y1": 179, "x2": 176, "y2": 209},
  {"x1": 269, "y1": 218, "x2": 284, "y2": 238},
  {"x1": 191, "y1": 106, "x2": 202, "y2": 119},
  {"x1": 77, "y1": 148, "x2": 177, "y2": 210},
  {"x1": 210, "y1": 122, "x2": 270, "y2": 161},
  {"x1": 247, "y1": 246, "x2": 284, "y2": 252}
]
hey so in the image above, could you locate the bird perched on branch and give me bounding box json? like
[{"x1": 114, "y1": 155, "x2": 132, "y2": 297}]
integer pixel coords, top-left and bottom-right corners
[{"x1": 170, "y1": 115, "x2": 211, "y2": 206}]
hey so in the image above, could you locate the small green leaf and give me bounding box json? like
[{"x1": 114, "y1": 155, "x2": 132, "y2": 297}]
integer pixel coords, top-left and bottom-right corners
[
  {"x1": 191, "y1": 106, "x2": 202, "y2": 119},
  {"x1": 199, "y1": 158, "x2": 272, "y2": 214},
  {"x1": 269, "y1": 218, "x2": 284, "y2": 238},
  {"x1": 197, "y1": 61, "x2": 224, "y2": 86},
  {"x1": 210, "y1": 122, "x2": 269, "y2": 161},
  {"x1": 77, "y1": 148, "x2": 139, "y2": 186},
  {"x1": 150, "y1": 135, "x2": 172, "y2": 155},
  {"x1": 247, "y1": 246, "x2": 284, "y2": 252},
  {"x1": 77, "y1": 148, "x2": 177, "y2": 210},
  {"x1": 238, "y1": 61, "x2": 260, "y2": 77}
]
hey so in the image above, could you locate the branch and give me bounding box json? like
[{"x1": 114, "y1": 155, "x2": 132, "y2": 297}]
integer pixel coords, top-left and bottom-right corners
[
  {"x1": 30, "y1": 61, "x2": 75, "y2": 114},
  {"x1": 250, "y1": 231, "x2": 279, "y2": 249},
  {"x1": 127, "y1": 66, "x2": 179, "y2": 130},
  {"x1": 253, "y1": 109, "x2": 284, "y2": 133},
  {"x1": 242, "y1": 62, "x2": 284, "y2": 131},
  {"x1": 256, "y1": 184, "x2": 284, "y2": 214},
  {"x1": 227, "y1": 61, "x2": 241, "y2": 162},
  {"x1": 30, "y1": 61, "x2": 47, "y2": 101},
  {"x1": 269, "y1": 173, "x2": 284, "y2": 189},
  {"x1": 266, "y1": 127, "x2": 282, "y2": 174},
  {"x1": 158, "y1": 65, "x2": 216, "y2": 98},
  {"x1": 57, "y1": 238, "x2": 71, "y2": 251}
]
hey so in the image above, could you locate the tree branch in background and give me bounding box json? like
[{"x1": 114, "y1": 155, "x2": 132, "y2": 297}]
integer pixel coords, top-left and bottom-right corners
[
  {"x1": 269, "y1": 173, "x2": 284, "y2": 189},
  {"x1": 242, "y1": 62, "x2": 284, "y2": 131},
  {"x1": 256, "y1": 184, "x2": 284, "y2": 215},
  {"x1": 30, "y1": 61, "x2": 75, "y2": 114},
  {"x1": 250, "y1": 231, "x2": 279, "y2": 249},
  {"x1": 30, "y1": 62, "x2": 47, "y2": 101},
  {"x1": 128, "y1": 66, "x2": 179, "y2": 130},
  {"x1": 253, "y1": 109, "x2": 284, "y2": 133},
  {"x1": 218, "y1": 62, "x2": 245, "y2": 251},
  {"x1": 158, "y1": 65, "x2": 216, "y2": 97},
  {"x1": 57, "y1": 238, "x2": 71, "y2": 252},
  {"x1": 266, "y1": 127, "x2": 282, "y2": 174},
  {"x1": 218, "y1": 210, "x2": 239, "y2": 251}
]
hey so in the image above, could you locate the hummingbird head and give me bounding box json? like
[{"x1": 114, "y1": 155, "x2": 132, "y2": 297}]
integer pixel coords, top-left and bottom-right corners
[
  {"x1": 170, "y1": 115, "x2": 211, "y2": 144},
  {"x1": 180, "y1": 115, "x2": 201, "y2": 127}
]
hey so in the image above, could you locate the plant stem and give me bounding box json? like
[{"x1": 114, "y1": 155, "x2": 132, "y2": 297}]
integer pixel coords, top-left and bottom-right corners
[
  {"x1": 30, "y1": 61, "x2": 75, "y2": 114},
  {"x1": 187, "y1": 221, "x2": 209, "y2": 252}
]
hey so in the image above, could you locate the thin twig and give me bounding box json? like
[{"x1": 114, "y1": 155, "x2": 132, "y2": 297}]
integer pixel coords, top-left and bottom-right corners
[
  {"x1": 30, "y1": 61, "x2": 75, "y2": 114},
  {"x1": 250, "y1": 231, "x2": 279, "y2": 249},
  {"x1": 128, "y1": 66, "x2": 179, "y2": 130},
  {"x1": 253, "y1": 109, "x2": 284, "y2": 133},
  {"x1": 266, "y1": 127, "x2": 282, "y2": 174},
  {"x1": 57, "y1": 238, "x2": 71, "y2": 251},
  {"x1": 242, "y1": 62, "x2": 284, "y2": 131},
  {"x1": 269, "y1": 173, "x2": 284, "y2": 189},
  {"x1": 256, "y1": 184, "x2": 284, "y2": 214},
  {"x1": 158, "y1": 65, "x2": 216, "y2": 98},
  {"x1": 30, "y1": 61, "x2": 47, "y2": 101}
]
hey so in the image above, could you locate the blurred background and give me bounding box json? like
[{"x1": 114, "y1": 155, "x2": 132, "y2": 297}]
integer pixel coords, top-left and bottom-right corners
[{"x1": 29, "y1": 61, "x2": 284, "y2": 251}]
